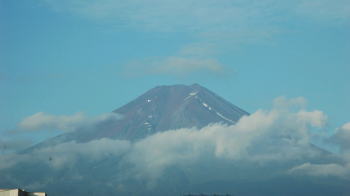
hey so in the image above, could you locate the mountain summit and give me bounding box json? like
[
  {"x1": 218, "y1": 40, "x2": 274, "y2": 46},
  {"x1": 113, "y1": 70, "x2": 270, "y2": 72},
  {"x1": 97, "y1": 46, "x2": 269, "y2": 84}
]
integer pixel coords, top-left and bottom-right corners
[
  {"x1": 109, "y1": 83, "x2": 248, "y2": 140},
  {"x1": 36, "y1": 84, "x2": 248, "y2": 145}
]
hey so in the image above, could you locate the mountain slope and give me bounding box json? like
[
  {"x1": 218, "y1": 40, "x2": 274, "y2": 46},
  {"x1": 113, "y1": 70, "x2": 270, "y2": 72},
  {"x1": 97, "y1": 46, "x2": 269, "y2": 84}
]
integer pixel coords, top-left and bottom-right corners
[
  {"x1": 44, "y1": 84, "x2": 248, "y2": 143},
  {"x1": 109, "y1": 83, "x2": 249, "y2": 140},
  {"x1": 2, "y1": 84, "x2": 349, "y2": 196}
]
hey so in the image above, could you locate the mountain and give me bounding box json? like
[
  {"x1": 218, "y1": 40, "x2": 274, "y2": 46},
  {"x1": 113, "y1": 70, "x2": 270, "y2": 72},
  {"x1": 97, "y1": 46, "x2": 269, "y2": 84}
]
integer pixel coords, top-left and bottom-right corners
[
  {"x1": 109, "y1": 83, "x2": 248, "y2": 140},
  {"x1": 2, "y1": 84, "x2": 349, "y2": 196},
  {"x1": 37, "y1": 84, "x2": 248, "y2": 144}
]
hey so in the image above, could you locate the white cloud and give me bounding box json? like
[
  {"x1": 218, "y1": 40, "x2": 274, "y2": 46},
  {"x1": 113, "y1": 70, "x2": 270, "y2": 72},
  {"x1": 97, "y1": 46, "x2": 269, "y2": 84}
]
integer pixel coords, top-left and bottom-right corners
[
  {"x1": 273, "y1": 96, "x2": 307, "y2": 109},
  {"x1": 178, "y1": 43, "x2": 218, "y2": 57},
  {"x1": 332, "y1": 122, "x2": 350, "y2": 151},
  {"x1": 42, "y1": 0, "x2": 350, "y2": 36},
  {"x1": 296, "y1": 110, "x2": 327, "y2": 128},
  {"x1": 342, "y1": 123, "x2": 350, "y2": 131},
  {"x1": 40, "y1": 0, "x2": 285, "y2": 48},
  {"x1": 42, "y1": 0, "x2": 274, "y2": 33},
  {"x1": 290, "y1": 122, "x2": 350, "y2": 178},
  {"x1": 288, "y1": 162, "x2": 350, "y2": 177},
  {"x1": 125, "y1": 103, "x2": 329, "y2": 179},
  {"x1": 3, "y1": 97, "x2": 350, "y2": 182},
  {"x1": 123, "y1": 43, "x2": 229, "y2": 76},
  {"x1": 41, "y1": 0, "x2": 350, "y2": 78},
  {"x1": 17, "y1": 112, "x2": 120, "y2": 132},
  {"x1": 131, "y1": 56, "x2": 225, "y2": 76},
  {"x1": 159, "y1": 57, "x2": 222, "y2": 73},
  {"x1": 18, "y1": 112, "x2": 86, "y2": 132}
]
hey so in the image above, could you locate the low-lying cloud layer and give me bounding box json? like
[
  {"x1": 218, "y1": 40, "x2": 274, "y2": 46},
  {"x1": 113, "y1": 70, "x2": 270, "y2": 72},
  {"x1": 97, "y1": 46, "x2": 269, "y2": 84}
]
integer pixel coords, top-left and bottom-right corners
[
  {"x1": 126, "y1": 101, "x2": 331, "y2": 180},
  {"x1": 2, "y1": 97, "x2": 350, "y2": 186}
]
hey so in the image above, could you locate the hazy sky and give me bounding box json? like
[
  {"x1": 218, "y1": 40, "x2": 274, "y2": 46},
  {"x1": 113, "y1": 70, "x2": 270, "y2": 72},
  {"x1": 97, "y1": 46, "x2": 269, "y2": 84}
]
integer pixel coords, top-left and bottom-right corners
[{"x1": 1, "y1": 0, "x2": 349, "y2": 144}]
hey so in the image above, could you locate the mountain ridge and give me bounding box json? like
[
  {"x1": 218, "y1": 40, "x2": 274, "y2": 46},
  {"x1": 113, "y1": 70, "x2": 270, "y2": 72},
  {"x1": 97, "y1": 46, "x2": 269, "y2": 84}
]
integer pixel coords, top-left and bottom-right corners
[
  {"x1": 110, "y1": 83, "x2": 248, "y2": 140},
  {"x1": 24, "y1": 83, "x2": 248, "y2": 150}
]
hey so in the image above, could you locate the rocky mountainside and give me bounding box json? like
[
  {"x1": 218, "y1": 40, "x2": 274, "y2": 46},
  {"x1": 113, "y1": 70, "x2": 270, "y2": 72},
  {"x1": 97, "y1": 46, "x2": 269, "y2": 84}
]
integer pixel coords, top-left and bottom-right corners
[
  {"x1": 37, "y1": 84, "x2": 248, "y2": 144},
  {"x1": 110, "y1": 83, "x2": 249, "y2": 140}
]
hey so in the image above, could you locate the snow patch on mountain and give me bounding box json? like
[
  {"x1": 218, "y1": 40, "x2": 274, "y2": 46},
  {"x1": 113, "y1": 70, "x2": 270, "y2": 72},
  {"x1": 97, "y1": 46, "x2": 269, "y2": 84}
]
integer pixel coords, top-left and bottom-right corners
[
  {"x1": 184, "y1": 91, "x2": 198, "y2": 100},
  {"x1": 216, "y1": 112, "x2": 235, "y2": 123}
]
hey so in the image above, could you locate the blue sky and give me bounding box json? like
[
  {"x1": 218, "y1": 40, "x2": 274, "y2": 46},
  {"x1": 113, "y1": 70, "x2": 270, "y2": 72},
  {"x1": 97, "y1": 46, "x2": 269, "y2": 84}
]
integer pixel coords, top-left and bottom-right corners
[{"x1": 0, "y1": 0, "x2": 349, "y2": 145}]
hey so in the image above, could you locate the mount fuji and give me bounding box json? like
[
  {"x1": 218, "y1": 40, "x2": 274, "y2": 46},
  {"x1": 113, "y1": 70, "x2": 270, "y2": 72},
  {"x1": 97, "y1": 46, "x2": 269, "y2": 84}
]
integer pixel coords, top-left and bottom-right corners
[
  {"x1": 1, "y1": 84, "x2": 348, "y2": 196},
  {"x1": 35, "y1": 84, "x2": 248, "y2": 145}
]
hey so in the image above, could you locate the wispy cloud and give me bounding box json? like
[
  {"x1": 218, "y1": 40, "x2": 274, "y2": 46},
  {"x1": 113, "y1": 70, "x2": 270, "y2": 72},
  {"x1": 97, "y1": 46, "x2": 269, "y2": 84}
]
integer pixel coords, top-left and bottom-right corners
[
  {"x1": 42, "y1": 0, "x2": 282, "y2": 43},
  {"x1": 16, "y1": 112, "x2": 121, "y2": 132},
  {"x1": 42, "y1": 0, "x2": 350, "y2": 34},
  {"x1": 123, "y1": 43, "x2": 230, "y2": 76},
  {"x1": 125, "y1": 56, "x2": 226, "y2": 76},
  {"x1": 41, "y1": 0, "x2": 350, "y2": 77},
  {"x1": 18, "y1": 112, "x2": 86, "y2": 132},
  {"x1": 288, "y1": 162, "x2": 349, "y2": 177}
]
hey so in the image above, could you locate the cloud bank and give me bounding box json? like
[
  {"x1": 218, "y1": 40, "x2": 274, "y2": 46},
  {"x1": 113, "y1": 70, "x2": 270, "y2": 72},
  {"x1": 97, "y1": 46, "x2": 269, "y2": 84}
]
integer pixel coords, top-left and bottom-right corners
[
  {"x1": 3, "y1": 97, "x2": 350, "y2": 184},
  {"x1": 332, "y1": 122, "x2": 350, "y2": 150},
  {"x1": 126, "y1": 103, "x2": 330, "y2": 180}
]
